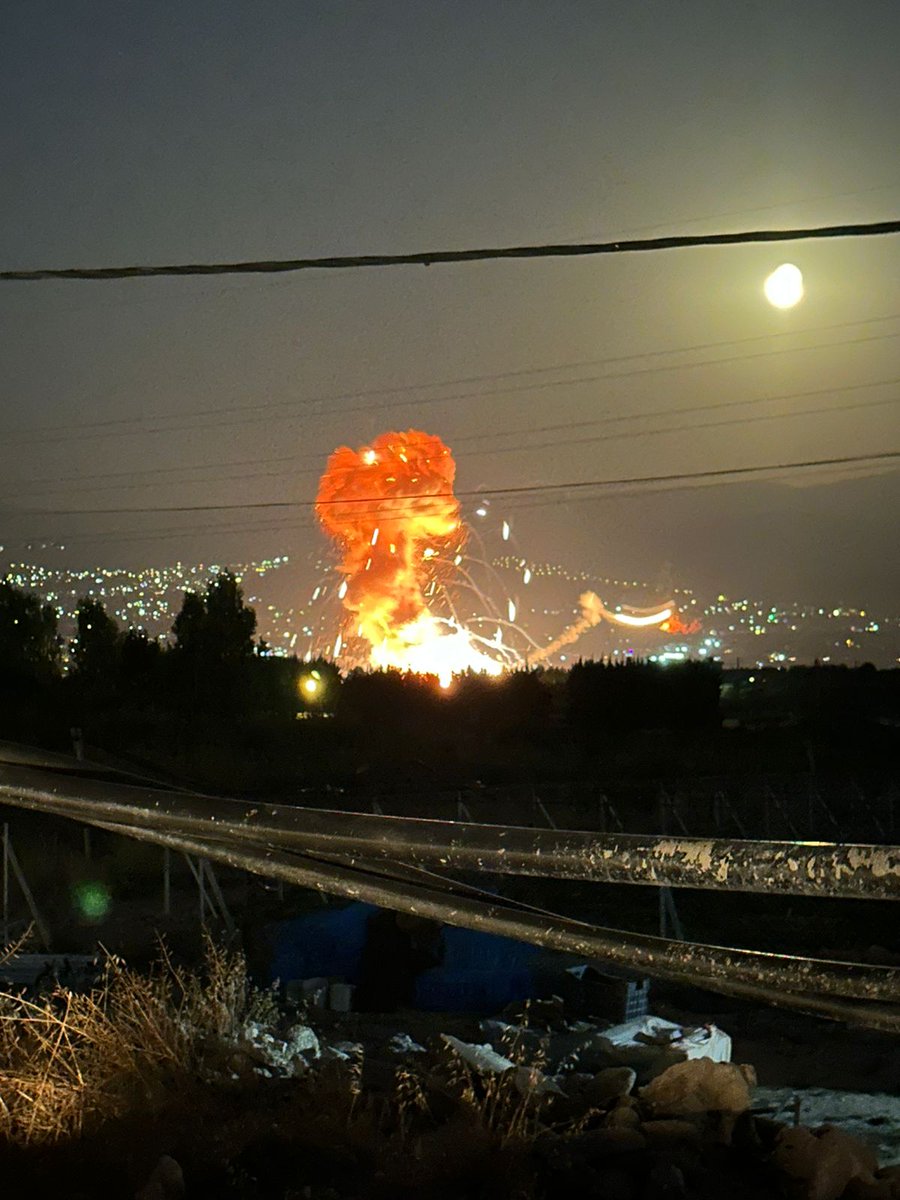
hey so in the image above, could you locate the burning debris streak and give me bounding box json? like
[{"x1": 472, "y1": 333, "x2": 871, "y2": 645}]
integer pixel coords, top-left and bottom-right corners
[
  {"x1": 528, "y1": 592, "x2": 693, "y2": 665},
  {"x1": 316, "y1": 430, "x2": 504, "y2": 684},
  {"x1": 660, "y1": 613, "x2": 703, "y2": 635}
]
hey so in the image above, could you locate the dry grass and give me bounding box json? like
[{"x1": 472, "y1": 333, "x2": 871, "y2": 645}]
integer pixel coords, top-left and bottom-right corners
[
  {"x1": 0, "y1": 936, "x2": 271, "y2": 1145},
  {"x1": 0, "y1": 947, "x2": 571, "y2": 1198}
]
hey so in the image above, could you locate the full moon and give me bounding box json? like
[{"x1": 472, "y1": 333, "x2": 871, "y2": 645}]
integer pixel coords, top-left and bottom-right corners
[{"x1": 764, "y1": 262, "x2": 804, "y2": 309}]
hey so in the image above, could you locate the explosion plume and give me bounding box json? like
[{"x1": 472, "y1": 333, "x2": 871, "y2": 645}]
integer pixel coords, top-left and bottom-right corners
[
  {"x1": 316, "y1": 430, "x2": 503, "y2": 685},
  {"x1": 659, "y1": 614, "x2": 702, "y2": 635}
]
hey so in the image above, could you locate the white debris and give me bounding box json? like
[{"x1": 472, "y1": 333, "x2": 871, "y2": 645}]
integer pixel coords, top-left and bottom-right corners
[
  {"x1": 324, "y1": 1040, "x2": 364, "y2": 1062},
  {"x1": 241, "y1": 1020, "x2": 321, "y2": 1074},
  {"x1": 389, "y1": 1033, "x2": 427, "y2": 1055},
  {"x1": 602, "y1": 1016, "x2": 732, "y2": 1063},
  {"x1": 441, "y1": 1035, "x2": 564, "y2": 1098},
  {"x1": 442, "y1": 1034, "x2": 514, "y2": 1074}
]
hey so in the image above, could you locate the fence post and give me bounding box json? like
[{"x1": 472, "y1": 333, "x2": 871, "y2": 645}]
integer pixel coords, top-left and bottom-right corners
[
  {"x1": 2, "y1": 824, "x2": 8, "y2": 945},
  {"x1": 4, "y1": 833, "x2": 51, "y2": 949}
]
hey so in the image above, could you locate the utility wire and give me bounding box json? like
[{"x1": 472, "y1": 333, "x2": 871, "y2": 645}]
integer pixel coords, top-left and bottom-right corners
[
  {"x1": 13, "y1": 454, "x2": 894, "y2": 546},
  {"x1": 4, "y1": 328, "x2": 899, "y2": 450},
  {"x1": 9, "y1": 383, "x2": 898, "y2": 502},
  {"x1": 5, "y1": 310, "x2": 898, "y2": 441},
  {"x1": 5, "y1": 450, "x2": 898, "y2": 519},
  {"x1": 3, "y1": 219, "x2": 899, "y2": 283}
]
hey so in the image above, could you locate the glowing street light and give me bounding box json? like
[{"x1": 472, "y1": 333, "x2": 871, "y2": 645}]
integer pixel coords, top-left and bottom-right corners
[{"x1": 300, "y1": 669, "x2": 323, "y2": 700}]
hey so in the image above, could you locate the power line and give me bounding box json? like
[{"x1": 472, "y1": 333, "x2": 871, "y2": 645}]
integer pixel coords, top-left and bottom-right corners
[
  {"x1": 13, "y1": 450, "x2": 895, "y2": 548},
  {"x1": 480, "y1": 394, "x2": 900, "y2": 461},
  {"x1": 5, "y1": 327, "x2": 899, "y2": 450},
  {"x1": 6, "y1": 450, "x2": 898, "y2": 519},
  {"x1": 6, "y1": 310, "x2": 899, "y2": 441},
  {"x1": 563, "y1": 181, "x2": 900, "y2": 243},
  {"x1": 9, "y1": 381, "x2": 898, "y2": 502},
  {"x1": 3, "y1": 219, "x2": 899, "y2": 284}
]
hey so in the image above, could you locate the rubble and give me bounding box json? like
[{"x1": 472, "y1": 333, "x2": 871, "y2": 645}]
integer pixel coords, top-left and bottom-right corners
[
  {"x1": 388, "y1": 1032, "x2": 427, "y2": 1055},
  {"x1": 441, "y1": 1033, "x2": 565, "y2": 1097},
  {"x1": 584, "y1": 1065, "x2": 638, "y2": 1106},
  {"x1": 134, "y1": 1155, "x2": 185, "y2": 1200},
  {"x1": 640, "y1": 1057, "x2": 756, "y2": 1117},
  {"x1": 755, "y1": 1087, "x2": 900, "y2": 1169},
  {"x1": 774, "y1": 1124, "x2": 881, "y2": 1200},
  {"x1": 10, "y1": 986, "x2": 900, "y2": 1199},
  {"x1": 240, "y1": 1020, "x2": 321, "y2": 1075}
]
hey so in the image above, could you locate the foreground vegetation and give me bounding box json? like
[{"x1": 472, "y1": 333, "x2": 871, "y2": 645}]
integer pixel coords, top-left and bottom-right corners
[{"x1": 2, "y1": 940, "x2": 898, "y2": 1199}]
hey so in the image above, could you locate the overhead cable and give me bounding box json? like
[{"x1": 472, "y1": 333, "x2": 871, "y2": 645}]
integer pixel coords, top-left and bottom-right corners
[
  {"x1": 4, "y1": 450, "x2": 898, "y2": 519},
  {"x1": 2, "y1": 219, "x2": 899, "y2": 283}
]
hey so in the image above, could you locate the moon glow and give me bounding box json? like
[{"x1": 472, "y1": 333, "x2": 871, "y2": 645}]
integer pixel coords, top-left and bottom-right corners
[{"x1": 764, "y1": 263, "x2": 804, "y2": 309}]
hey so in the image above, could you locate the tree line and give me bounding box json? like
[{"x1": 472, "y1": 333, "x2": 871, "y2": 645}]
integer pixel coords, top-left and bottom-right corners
[{"x1": 0, "y1": 572, "x2": 895, "y2": 791}]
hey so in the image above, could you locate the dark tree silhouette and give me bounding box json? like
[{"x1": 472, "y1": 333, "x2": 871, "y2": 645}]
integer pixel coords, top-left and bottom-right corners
[
  {"x1": 172, "y1": 572, "x2": 257, "y2": 665},
  {"x1": 119, "y1": 628, "x2": 163, "y2": 687},
  {"x1": 170, "y1": 572, "x2": 258, "y2": 719},
  {"x1": 70, "y1": 598, "x2": 121, "y2": 687},
  {"x1": 0, "y1": 580, "x2": 62, "y2": 741},
  {"x1": 0, "y1": 581, "x2": 60, "y2": 682}
]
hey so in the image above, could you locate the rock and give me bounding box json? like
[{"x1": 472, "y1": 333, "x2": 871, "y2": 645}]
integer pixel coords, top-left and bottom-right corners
[
  {"x1": 388, "y1": 1032, "x2": 426, "y2": 1055},
  {"x1": 606, "y1": 1100, "x2": 642, "y2": 1130},
  {"x1": 844, "y1": 1177, "x2": 897, "y2": 1200},
  {"x1": 586, "y1": 1067, "x2": 638, "y2": 1107},
  {"x1": 644, "y1": 1161, "x2": 687, "y2": 1198},
  {"x1": 773, "y1": 1124, "x2": 879, "y2": 1200},
  {"x1": 135, "y1": 1156, "x2": 185, "y2": 1200},
  {"x1": 640, "y1": 1119, "x2": 702, "y2": 1146},
  {"x1": 640, "y1": 1058, "x2": 756, "y2": 1117},
  {"x1": 593, "y1": 1165, "x2": 638, "y2": 1200},
  {"x1": 577, "y1": 1126, "x2": 648, "y2": 1159}
]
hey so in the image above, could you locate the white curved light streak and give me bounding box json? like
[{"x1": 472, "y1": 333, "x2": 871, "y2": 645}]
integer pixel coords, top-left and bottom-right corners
[{"x1": 604, "y1": 606, "x2": 673, "y2": 628}]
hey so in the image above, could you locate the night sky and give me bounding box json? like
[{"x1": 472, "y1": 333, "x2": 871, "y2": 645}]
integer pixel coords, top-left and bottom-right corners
[{"x1": 1, "y1": 1, "x2": 898, "y2": 608}]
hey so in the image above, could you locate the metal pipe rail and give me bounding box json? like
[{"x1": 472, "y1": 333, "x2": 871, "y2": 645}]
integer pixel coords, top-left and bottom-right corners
[
  {"x1": 2, "y1": 761, "x2": 899, "y2": 1026},
  {"x1": 89, "y1": 817, "x2": 900, "y2": 1034},
  {"x1": 1, "y1": 763, "x2": 897, "y2": 901},
  {"x1": 6, "y1": 783, "x2": 900, "y2": 1008}
]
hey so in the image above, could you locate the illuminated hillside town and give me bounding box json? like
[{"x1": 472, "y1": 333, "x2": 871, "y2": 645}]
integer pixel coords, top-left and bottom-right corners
[{"x1": 4, "y1": 547, "x2": 897, "y2": 670}]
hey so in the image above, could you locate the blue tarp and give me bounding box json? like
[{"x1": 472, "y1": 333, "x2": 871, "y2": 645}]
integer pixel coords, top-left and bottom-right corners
[
  {"x1": 267, "y1": 901, "x2": 541, "y2": 1012},
  {"x1": 414, "y1": 922, "x2": 539, "y2": 1011},
  {"x1": 268, "y1": 902, "x2": 377, "y2": 986}
]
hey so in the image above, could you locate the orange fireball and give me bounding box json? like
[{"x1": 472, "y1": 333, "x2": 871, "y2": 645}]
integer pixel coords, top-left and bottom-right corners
[
  {"x1": 316, "y1": 430, "x2": 501, "y2": 683},
  {"x1": 659, "y1": 614, "x2": 702, "y2": 635}
]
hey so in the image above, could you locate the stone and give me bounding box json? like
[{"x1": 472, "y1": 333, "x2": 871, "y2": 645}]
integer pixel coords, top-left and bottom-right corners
[
  {"x1": 586, "y1": 1066, "x2": 638, "y2": 1107},
  {"x1": 640, "y1": 1058, "x2": 756, "y2": 1117},
  {"x1": 644, "y1": 1161, "x2": 687, "y2": 1198},
  {"x1": 577, "y1": 1126, "x2": 648, "y2": 1158},
  {"x1": 135, "y1": 1156, "x2": 185, "y2": 1200},
  {"x1": 593, "y1": 1165, "x2": 638, "y2": 1200},
  {"x1": 773, "y1": 1124, "x2": 879, "y2": 1200},
  {"x1": 843, "y1": 1178, "x2": 897, "y2": 1200},
  {"x1": 640, "y1": 1119, "x2": 702, "y2": 1145},
  {"x1": 606, "y1": 1101, "x2": 642, "y2": 1130}
]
